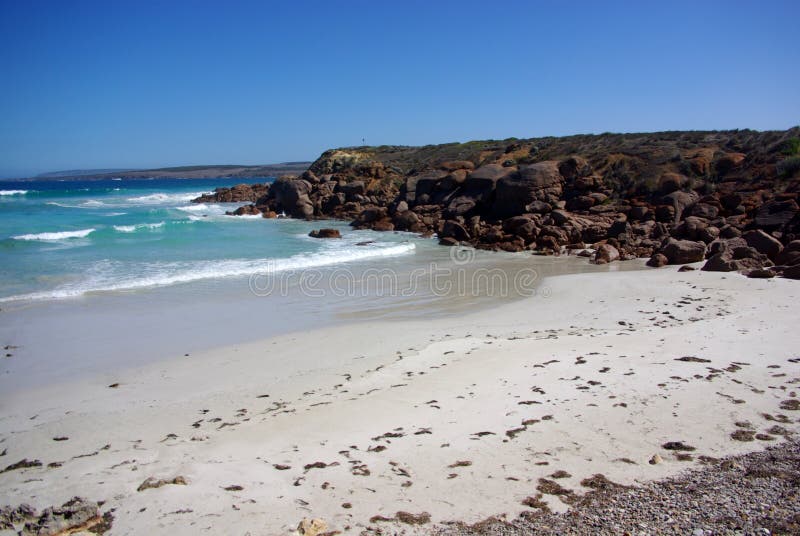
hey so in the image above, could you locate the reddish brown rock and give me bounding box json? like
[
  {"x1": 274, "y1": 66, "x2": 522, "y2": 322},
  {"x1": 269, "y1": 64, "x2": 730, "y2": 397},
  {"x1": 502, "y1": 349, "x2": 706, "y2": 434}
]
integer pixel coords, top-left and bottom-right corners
[{"x1": 309, "y1": 229, "x2": 342, "y2": 239}]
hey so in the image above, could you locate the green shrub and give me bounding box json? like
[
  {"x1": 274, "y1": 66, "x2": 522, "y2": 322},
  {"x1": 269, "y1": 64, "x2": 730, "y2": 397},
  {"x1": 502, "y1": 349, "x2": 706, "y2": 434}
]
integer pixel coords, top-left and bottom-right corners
[
  {"x1": 777, "y1": 156, "x2": 800, "y2": 177},
  {"x1": 781, "y1": 137, "x2": 800, "y2": 156}
]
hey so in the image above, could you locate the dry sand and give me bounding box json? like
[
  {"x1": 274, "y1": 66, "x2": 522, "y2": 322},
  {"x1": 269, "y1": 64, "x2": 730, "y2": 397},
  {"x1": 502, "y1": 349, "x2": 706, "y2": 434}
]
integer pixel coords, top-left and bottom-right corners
[{"x1": 1, "y1": 264, "x2": 799, "y2": 534}]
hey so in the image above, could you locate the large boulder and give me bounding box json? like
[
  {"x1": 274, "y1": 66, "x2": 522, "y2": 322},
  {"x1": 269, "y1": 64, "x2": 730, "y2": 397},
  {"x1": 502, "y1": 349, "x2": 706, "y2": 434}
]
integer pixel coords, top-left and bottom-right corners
[
  {"x1": 776, "y1": 240, "x2": 800, "y2": 266},
  {"x1": 661, "y1": 190, "x2": 700, "y2": 224},
  {"x1": 445, "y1": 196, "x2": 478, "y2": 218},
  {"x1": 660, "y1": 238, "x2": 706, "y2": 265},
  {"x1": 309, "y1": 228, "x2": 341, "y2": 238},
  {"x1": 464, "y1": 164, "x2": 517, "y2": 190},
  {"x1": 754, "y1": 199, "x2": 799, "y2": 229},
  {"x1": 743, "y1": 230, "x2": 783, "y2": 260},
  {"x1": 493, "y1": 161, "x2": 563, "y2": 218},
  {"x1": 339, "y1": 180, "x2": 366, "y2": 199},
  {"x1": 439, "y1": 220, "x2": 470, "y2": 241},
  {"x1": 658, "y1": 173, "x2": 689, "y2": 194},
  {"x1": 271, "y1": 177, "x2": 314, "y2": 219},
  {"x1": 593, "y1": 243, "x2": 620, "y2": 265},
  {"x1": 702, "y1": 241, "x2": 772, "y2": 272}
]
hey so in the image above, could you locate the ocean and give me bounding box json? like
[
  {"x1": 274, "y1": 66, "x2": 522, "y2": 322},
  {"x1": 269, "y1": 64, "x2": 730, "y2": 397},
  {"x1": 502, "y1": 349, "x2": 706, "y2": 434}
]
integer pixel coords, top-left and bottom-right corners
[
  {"x1": 0, "y1": 177, "x2": 641, "y2": 392},
  {"x1": 0, "y1": 178, "x2": 420, "y2": 302}
]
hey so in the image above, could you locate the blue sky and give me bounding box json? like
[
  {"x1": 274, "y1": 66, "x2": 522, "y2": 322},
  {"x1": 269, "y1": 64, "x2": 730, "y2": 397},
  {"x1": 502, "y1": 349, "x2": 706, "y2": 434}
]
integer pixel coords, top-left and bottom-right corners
[{"x1": 0, "y1": 0, "x2": 798, "y2": 177}]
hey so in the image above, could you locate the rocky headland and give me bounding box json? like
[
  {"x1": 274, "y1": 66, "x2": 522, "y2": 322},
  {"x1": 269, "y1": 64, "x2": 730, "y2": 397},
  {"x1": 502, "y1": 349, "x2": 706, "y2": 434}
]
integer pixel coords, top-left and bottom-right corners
[{"x1": 195, "y1": 128, "x2": 800, "y2": 278}]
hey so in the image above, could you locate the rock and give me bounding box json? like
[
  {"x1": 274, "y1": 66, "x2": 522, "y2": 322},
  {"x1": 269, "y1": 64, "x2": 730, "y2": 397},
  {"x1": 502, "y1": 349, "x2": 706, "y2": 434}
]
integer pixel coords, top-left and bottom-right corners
[
  {"x1": 493, "y1": 161, "x2": 563, "y2": 218},
  {"x1": 395, "y1": 200, "x2": 409, "y2": 213},
  {"x1": 192, "y1": 183, "x2": 270, "y2": 204},
  {"x1": 688, "y1": 202, "x2": 719, "y2": 219},
  {"x1": 754, "y1": 199, "x2": 799, "y2": 229},
  {"x1": 309, "y1": 229, "x2": 342, "y2": 239},
  {"x1": 678, "y1": 265, "x2": 695, "y2": 272},
  {"x1": 649, "y1": 454, "x2": 663, "y2": 465},
  {"x1": 356, "y1": 207, "x2": 387, "y2": 224},
  {"x1": 720, "y1": 193, "x2": 743, "y2": 211},
  {"x1": 660, "y1": 238, "x2": 706, "y2": 265},
  {"x1": 661, "y1": 190, "x2": 700, "y2": 224},
  {"x1": 20, "y1": 498, "x2": 102, "y2": 536},
  {"x1": 747, "y1": 268, "x2": 775, "y2": 278},
  {"x1": 371, "y1": 219, "x2": 395, "y2": 232},
  {"x1": 776, "y1": 240, "x2": 800, "y2": 265},
  {"x1": 783, "y1": 264, "x2": 800, "y2": 279},
  {"x1": 702, "y1": 241, "x2": 772, "y2": 272},
  {"x1": 226, "y1": 204, "x2": 260, "y2": 216},
  {"x1": 439, "y1": 160, "x2": 475, "y2": 171},
  {"x1": 440, "y1": 220, "x2": 471, "y2": 241},
  {"x1": 438, "y1": 236, "x2": 460, "y2": 246},
  {"x1": 558, "y1": 156, "x2": 592, "y2": 181},
  {"x1": 646, "y1": 253, "x2": 668, "y2": 268},
  {"x1": 715, "y1": 152, "x2": 746, "y2": 173},
  {"x1": 392, "y1": 210, "x2": 420, "y2": 230},
  {"x1": 658, "y1": 172, "x2": 689, "y2": 194},
  {"x1": 339, "y1": 180, "x2": 366, "y2": 198},
  {"x1": 445, "y1": 196, "x2": 478, "y2": 218},
  {"x1": 593, "y1": 244, "x2": 620, "y2": 265},
  {"x1": 743, "y1": 229, "x2": 783, "y2": 260},
  {"x1": 464, "y1": 164, "x2": 517, "y2": 190},
  {"x1": 719, "y1": 225, "x2": 742, "y2": 239},
  {"x1": 137, "y1": 476, "x2": 188, "y2": 492},
  {"x1": 271, "y1": 177, "x2": 314, "y2": 219},
  {"x1": 296, "y1": 518, "x2": 328, "y2": 536}
]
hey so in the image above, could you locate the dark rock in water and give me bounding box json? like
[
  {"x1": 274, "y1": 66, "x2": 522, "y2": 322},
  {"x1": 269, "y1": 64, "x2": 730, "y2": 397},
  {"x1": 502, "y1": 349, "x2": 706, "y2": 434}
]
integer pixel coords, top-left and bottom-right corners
[
  {"x1": 677, "y1": 265, "x2": 695, "y2": 272},
  {"x1": 271, "y1": 176, "x2": 314, "y2": 219},
  {"x1": 19, "y1": 497, "x2": 103, "y2": 536},
  {"x1": 355, "y1": 240, "x2": 375, "y2": 246},
  {"x1": 192, "y1": 183, "x2": 269, "y2": 204},
  {"x1": 660, "y1": 238, "x2": 706, "y2": 265},
  {"x1": 593, "y1": 243, "x2": 619, "y2": 265},
  {"x1": 646, "y1": 253, "x2": 668, "y2": 268},
  {"x1": 309, "y1": 228, "x2": 341, "y2": 239},
  {"x1": 439, "y1": 236, "x2": 460, "y2": 246},
  {"x1": 440, "y1": 220, "x2": 471, "y2": 241},
  {"x1": 226, "y1": 204, "x2": 260, "y2": 216}
]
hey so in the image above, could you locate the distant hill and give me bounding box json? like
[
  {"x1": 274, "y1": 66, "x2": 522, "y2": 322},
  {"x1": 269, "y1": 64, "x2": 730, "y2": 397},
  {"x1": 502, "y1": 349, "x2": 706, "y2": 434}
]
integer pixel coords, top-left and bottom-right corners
[{"x1": 31, "y1": 162, "x2": 311, "y2": 180}]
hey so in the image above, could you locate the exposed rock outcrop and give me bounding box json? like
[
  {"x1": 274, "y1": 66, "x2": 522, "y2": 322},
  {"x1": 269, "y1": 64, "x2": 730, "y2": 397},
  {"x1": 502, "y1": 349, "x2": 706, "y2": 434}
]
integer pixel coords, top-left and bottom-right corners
[{"x1": 193, "y1": 128, "x2": 800, "y2": 279}]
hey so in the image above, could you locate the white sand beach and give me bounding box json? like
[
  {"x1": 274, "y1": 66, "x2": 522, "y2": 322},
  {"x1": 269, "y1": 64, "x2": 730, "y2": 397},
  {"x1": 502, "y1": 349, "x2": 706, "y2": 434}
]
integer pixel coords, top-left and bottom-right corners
[{"x1": 1, "y1": 264, "x2": 799, "y2": 535}]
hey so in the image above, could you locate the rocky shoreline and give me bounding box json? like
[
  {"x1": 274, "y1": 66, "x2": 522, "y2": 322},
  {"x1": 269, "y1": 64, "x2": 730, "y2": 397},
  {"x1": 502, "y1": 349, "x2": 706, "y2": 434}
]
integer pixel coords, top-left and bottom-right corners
[{"x1": 194, "y1": 128, "x2": 800, "y2": 279}]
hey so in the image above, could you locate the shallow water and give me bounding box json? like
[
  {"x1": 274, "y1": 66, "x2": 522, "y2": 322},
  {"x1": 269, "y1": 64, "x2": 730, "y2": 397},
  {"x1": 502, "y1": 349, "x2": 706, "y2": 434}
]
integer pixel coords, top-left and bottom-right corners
[{"x1": 0, "y1": 178, "x2": 646, "y2": 392}]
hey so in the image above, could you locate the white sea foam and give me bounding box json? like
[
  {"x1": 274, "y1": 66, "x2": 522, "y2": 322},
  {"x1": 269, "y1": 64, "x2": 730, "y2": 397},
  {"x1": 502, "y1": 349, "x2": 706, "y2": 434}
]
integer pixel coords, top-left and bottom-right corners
[
  {"x1": 113, "y1": 222, "x2": 165, "y2": 233},
  {"x1": 80, "y1": 200, "x2": 106, "y2": 207},
  {"x1": 0, "y1": 190, "x2": 29, "y2": 196},
  {"x1": 0, "y1": 243, "x2": 416, "y2": 302},
  {"x1": 127, "y1": 192, "x2": 207, "y2": 204},
  {"x1": 13, "y1": 228, "x2": 96, "y2": 241}
]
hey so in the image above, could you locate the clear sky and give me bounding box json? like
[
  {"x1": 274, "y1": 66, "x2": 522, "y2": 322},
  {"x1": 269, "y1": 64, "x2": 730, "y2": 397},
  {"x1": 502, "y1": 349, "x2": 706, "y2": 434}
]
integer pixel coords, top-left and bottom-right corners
[{"x1": 0, "y1": 0, "x2": 798, "y2": 177}]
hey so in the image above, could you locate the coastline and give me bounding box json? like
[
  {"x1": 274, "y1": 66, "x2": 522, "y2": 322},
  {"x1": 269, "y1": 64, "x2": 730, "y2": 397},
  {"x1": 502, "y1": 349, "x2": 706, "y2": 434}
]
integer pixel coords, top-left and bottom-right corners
[{"x1": 1, "y1": 265, "x2": 798, "y2": 534}]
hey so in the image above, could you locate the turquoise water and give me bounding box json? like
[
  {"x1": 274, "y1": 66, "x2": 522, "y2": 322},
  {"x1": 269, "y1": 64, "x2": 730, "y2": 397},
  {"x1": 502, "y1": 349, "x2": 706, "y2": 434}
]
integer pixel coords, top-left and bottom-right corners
[{"x1": 0, "y1": 178, "x2": 420, "y2": 302}]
